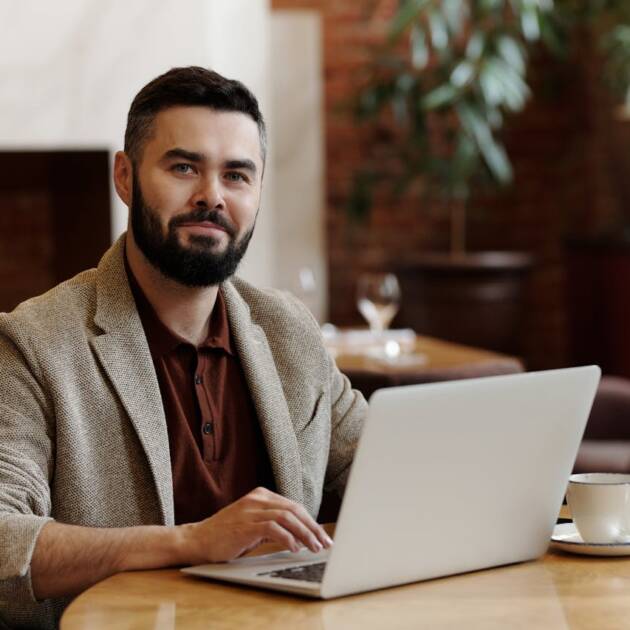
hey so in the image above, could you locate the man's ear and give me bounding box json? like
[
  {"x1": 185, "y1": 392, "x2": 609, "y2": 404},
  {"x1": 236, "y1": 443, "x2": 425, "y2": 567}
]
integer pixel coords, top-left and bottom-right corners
[{"x1": 113, "y1": 151, "x2": 133, "y2": 207}]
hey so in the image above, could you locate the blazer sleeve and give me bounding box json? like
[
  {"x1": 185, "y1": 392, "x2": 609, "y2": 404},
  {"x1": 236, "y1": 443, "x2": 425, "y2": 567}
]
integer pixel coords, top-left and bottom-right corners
[
  {"x1": 0, "y1": 327, "x2": 58, "y2": 628},
  {"x1": 324, "y1": 351, "x2": 368, "y2": 495},
  {"x1": 278, "y1": 291, "x2": 368, "y2": 497}
]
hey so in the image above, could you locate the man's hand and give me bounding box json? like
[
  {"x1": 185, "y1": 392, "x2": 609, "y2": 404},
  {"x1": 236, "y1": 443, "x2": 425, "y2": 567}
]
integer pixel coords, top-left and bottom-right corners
[
  {"x1": 182, "y1": 487, "x2": 334, "y2": 564},
  {"x1": 30, "y1": 488, "x2": 332, "y2": 600}
]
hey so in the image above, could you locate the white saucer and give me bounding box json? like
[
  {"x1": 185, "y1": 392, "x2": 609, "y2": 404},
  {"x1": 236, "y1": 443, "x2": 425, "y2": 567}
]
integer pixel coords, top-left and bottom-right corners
[{"x1": 551, "y1": 522, "x2": 630, "y2": 556}]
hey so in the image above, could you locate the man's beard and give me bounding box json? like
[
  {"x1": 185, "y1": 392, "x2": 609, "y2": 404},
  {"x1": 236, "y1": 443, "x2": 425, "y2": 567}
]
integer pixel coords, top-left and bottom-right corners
[{"x1": 130, "y1": 174, "x2": 255, "y2": 287}]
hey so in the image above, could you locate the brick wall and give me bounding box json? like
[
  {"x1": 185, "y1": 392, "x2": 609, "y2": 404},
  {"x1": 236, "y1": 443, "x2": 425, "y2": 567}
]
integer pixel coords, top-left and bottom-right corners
[{"x1": 273, "y1": 1, "x2": 626, "y2": 369}]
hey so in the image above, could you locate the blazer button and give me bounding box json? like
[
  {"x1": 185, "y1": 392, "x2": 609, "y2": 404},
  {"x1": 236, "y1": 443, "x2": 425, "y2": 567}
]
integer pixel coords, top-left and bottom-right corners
[{"x1": 202, "y1": 421, "x2": 214, "y2": 435}]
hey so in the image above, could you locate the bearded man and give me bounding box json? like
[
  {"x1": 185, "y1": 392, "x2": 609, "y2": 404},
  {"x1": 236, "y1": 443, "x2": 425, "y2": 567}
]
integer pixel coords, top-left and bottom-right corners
[{"x1": 0, "y1": 66, "x2": 366, "y2": 629}]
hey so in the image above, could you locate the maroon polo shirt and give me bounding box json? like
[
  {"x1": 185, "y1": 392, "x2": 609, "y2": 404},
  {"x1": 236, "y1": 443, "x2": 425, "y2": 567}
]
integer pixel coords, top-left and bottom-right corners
[{"x1": 126, "y1": 263, "x2": 276, "y2": 525}]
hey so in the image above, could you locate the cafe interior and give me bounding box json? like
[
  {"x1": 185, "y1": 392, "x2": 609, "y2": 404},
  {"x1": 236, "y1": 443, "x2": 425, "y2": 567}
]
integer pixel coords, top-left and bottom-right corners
[{"x1": 2, "y1": 0, "x2": 630, "y2": 627}]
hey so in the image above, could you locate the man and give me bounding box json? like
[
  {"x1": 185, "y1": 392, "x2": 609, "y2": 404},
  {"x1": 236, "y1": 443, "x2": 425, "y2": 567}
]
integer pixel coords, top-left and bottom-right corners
[{"x1": 0, "y1": 66, "x2": 366, "y2": 629}]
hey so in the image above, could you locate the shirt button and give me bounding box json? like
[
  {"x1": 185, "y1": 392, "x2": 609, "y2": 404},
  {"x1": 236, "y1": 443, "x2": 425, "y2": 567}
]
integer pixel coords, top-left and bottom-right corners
[
  {"x1": 194, "y1": 375, "x2": 203, "y2": 385},
  {"x1": 202, "y1": 421, "x2": 214, "y2": 435}
]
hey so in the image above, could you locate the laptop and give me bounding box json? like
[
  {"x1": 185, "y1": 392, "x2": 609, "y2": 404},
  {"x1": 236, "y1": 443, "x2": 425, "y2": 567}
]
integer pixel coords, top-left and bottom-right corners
[{"x1": 182, "y1": 366, "x2": 601, "y2": 599}]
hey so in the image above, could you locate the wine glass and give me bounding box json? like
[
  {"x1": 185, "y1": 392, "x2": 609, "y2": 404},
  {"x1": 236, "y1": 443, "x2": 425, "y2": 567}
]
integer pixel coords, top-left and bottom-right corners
[{"x1": 356, "y1": 273, "x2": 401, "y2": 333}]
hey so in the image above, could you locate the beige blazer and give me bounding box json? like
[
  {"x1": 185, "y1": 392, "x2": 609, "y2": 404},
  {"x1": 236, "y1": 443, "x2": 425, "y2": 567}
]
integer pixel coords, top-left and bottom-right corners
[{"x1": 0, "y1": 236, "x2": 367, "y2": 629}]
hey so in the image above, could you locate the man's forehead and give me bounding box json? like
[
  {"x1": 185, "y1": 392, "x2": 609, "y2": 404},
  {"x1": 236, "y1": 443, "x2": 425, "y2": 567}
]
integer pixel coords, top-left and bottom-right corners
[{"x1": 149, "y1": 106, "x2": 262, "y2": 160}]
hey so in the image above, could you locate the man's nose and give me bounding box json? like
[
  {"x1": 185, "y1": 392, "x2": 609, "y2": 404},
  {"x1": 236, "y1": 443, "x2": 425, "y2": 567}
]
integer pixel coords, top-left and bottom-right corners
[{"x1": 190, "y1": 175, "x2": 225, "y2": 209}]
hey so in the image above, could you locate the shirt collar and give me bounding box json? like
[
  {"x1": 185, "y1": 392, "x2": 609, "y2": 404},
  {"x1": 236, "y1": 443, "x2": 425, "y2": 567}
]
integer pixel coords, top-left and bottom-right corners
[{"x1": 124, "y1": 253, "x2": 234, "y2": 359}]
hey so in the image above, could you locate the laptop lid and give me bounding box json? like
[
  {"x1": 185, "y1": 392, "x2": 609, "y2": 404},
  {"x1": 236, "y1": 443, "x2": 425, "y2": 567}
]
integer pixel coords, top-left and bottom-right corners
[{"x1": 321, "y1": 366, "x2": 600, "y2": 598}]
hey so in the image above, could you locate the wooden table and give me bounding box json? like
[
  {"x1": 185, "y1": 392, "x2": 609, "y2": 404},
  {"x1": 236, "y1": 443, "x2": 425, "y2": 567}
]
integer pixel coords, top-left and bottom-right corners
[
  {"x1": 329, "y1": 333, "x2": 524, "y2": 397},
  {"x1": 61, "y1": 513, "x2": 630, "y2": 630}
]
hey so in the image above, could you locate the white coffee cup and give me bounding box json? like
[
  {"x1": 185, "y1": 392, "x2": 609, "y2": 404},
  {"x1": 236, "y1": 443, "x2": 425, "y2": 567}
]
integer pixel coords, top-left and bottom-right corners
[{"x1": 566, "y1": 473, "x2": 630, "y2": 544}]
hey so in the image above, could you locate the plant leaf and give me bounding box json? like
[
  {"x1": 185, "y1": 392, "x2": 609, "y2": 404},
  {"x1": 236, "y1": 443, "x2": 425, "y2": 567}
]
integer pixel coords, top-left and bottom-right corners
[
  {"x1": 428, "y1": 10, "x2": 449, "y2": 50},
  {"x1": 442, "y1": 0, "x2": 468, "y2": 36},
  {"x1": 466, "y1": 31, "x2": 486, "y2": 60},
  {"x1": 480, "y1": 0, "x2": 505, "y2": 10},
  {"x1": 487, "y1": 106, "x2": 504, "y2": 129},
  {"x1": 484, "y1": 58, "x2": 531, "y2": 110},
  {"x1": 450, "y1": 132, "x2": 478, "y2": 197},
  {"x1": 410, "y1": 23, "x2": 429, "y2": 69},
  {"x1": 450, "y1": 60, "x2": 476, "y2": 87},
  {"x1": 457, "y1": 102, "x2": 513, "y2": 183},
  {"x1": 422, "y1": 84, "x2": 460, "y2": 109},
  {"x1": 479, "y1": 62, "x2": 506, "y2": 106},
  {"x1": 520, "y1": 7, "x2": 541, "y2": 41},
  {"x1": 496, "y1": 35, "x2": 526, "y2": 74},
  {"x1": 389, "y1": 0, "x2": 431, "y2": 42}
]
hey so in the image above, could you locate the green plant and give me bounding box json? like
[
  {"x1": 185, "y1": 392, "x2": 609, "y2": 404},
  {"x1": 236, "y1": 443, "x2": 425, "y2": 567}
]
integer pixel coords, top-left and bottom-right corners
[{"x1": 351, "y1": 0, "x2": 630, "y2": 253}]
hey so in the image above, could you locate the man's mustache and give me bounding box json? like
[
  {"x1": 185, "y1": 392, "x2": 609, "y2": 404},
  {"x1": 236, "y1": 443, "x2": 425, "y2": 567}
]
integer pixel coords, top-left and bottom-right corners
[{"x1": 169, "y1": 209, "x2": 237, "y2": 239}]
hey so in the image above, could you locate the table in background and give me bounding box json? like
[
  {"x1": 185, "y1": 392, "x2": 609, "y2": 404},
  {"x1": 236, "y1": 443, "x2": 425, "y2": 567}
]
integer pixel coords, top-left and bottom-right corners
[{"x1": 330, "y1": 333, "x2": 524, "y2": 398}]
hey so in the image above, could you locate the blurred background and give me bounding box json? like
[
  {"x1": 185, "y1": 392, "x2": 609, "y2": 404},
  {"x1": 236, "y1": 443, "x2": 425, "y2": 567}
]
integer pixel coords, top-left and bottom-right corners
[{"x1": 1, "y1": 0, "x2": 629, "y2": 381}]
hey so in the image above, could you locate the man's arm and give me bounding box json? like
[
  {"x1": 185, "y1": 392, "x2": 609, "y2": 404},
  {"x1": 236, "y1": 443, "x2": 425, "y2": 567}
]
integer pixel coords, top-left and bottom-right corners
[
  {"x1": 278, "y1": 292, "x2": 368, "y2": 498},
  {"x1": 324, "y1": 353, "x2": 369, "y2": 495},
  {"x1": 31, "y1": 486, "x2": 333, "y2": 600}
]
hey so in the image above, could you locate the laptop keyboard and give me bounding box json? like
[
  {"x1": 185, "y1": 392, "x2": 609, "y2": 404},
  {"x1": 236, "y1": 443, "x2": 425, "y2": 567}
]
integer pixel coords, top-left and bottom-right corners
[{"x1": 258, "y1": 561, "x2": 327, "y2": 583}]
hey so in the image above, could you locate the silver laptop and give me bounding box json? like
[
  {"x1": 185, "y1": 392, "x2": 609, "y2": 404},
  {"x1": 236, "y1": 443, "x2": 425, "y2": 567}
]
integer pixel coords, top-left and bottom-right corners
[{"x1": 182, "y1": 366, "x2": 600, "y2": 599}]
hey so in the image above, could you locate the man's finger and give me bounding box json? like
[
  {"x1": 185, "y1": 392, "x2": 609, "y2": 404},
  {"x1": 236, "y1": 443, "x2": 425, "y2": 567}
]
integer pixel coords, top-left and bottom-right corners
[
  {"x1": 251, "y1": 491, "x2": 333, "y2": 549},
  {"x1": 256, "y1": 521, "x2": 300, "y2": 553},
  {"x1": 255, "y1": 509, "x2": 323, "y2": 553}
]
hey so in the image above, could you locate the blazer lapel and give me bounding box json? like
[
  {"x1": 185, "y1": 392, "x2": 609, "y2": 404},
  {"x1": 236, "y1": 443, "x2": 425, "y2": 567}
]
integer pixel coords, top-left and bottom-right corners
[
  {"x1": 222, "y1": 282, "x2": 304, "y2": 505},
  {"x1": 91, "y1": 237, "x2": 174, "y2": 525}
]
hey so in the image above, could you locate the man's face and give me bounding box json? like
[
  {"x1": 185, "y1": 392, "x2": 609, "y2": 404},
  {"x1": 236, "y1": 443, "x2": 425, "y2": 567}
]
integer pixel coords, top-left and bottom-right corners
[{"x1": 129, "y1": 106, "x2": 264, "y2": 287}]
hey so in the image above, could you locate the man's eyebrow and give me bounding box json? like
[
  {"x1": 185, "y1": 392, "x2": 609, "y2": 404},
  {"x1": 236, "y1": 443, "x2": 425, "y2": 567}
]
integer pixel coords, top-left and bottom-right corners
[
  {"x1": 160, "y1": 151, "x2": 257, "y2": 175},
  {"x1": 225, "y1": 159, "x2": 257, "y2": 175},
  {"x1": 161, "y1": 148, "x2": 205, "y2": 162}
]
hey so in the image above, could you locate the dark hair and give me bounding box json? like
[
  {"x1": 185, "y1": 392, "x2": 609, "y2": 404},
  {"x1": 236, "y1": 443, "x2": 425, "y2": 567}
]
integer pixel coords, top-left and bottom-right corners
[{"x1": 124, "y1": 66, "x2": 267, "y2": 164}]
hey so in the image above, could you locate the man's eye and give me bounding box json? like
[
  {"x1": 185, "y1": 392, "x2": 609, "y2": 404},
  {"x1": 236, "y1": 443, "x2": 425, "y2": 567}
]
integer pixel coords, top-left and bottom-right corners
[
  {"x1": 225, "y1": 172, "x2": 246, "y2": 182},
  {"x1": 172, "y1": 163, "x2": 194, "y2": 174}
]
